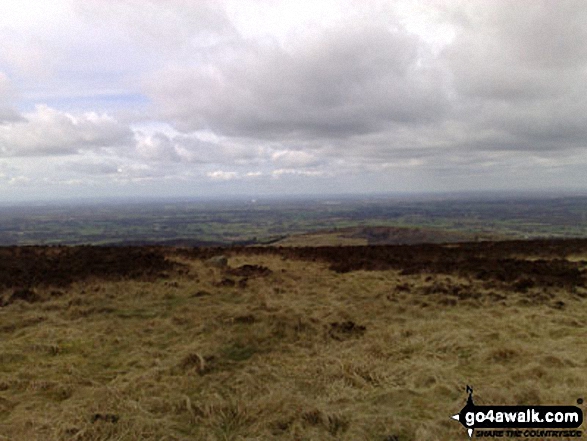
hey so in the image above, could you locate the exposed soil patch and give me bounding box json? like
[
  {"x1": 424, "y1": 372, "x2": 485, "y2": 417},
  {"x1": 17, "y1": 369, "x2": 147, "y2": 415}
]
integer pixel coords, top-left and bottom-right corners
[
  {"x1": 91, "y1": 413, "x2": 120, "y2": 424},
  {"x1": 226, "y1": 264, "x2": 272, "y2": 278},
  {"x1": 4, "y1": 288, "x2": 41, "y2": 305},
  {"x1": 216, "y1": 278, "x2": 236, "y2": 287},
  {"x1": 329, "y1": 321, "x2": 366, "y2": 341},
  {"x1": 232, "y1": 314, "x2": 257, "y2": 324},
  {"x1": 191, "y1": 290, "x2": 211, "y2": 298}
]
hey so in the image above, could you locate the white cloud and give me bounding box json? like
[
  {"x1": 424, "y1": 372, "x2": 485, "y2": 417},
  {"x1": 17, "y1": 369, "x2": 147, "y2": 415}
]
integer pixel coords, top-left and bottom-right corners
[
  {"x1": 0, "y1": 72, "x2": 14, "y2": 99},
  {"x1": 135, "y1": 132, "x2": 182, "y2": 162},
  {"x1": 8, "y1": 175, "x2": 30, "y2": 185},
  {"x1": 207, "y1": 170, "x2": 239, "y2": 181},
  {"x1": 271, "y1": 150, "x2": 320, "y2": 168},
  {"x1": 0, "y1": 105, "x2": 132, "y2": 156},
  {"x1": 0, "y1": 1, "x2": 70, "y2": 78},
  {"x1": 272, "y1": 168, "x2": 325, "y2": 178}
]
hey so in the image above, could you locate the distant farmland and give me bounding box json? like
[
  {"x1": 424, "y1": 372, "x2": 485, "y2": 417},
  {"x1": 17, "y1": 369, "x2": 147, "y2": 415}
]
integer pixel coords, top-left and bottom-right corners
[{"x1": 0, "y1": 194, "x2": 587, "y2": 246}]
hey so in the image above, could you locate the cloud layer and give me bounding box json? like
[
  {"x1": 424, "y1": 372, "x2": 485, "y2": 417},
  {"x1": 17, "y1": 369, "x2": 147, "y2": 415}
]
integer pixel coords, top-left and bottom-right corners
[{"x1": 0, "y1": 0, "x2": 587, "y2": 200}]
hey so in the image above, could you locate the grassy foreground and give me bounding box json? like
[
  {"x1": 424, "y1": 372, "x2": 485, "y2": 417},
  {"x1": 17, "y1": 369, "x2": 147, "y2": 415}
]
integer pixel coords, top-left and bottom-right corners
[{"x1": 0, "y1": 245, "x2": 586, "y2": 440}]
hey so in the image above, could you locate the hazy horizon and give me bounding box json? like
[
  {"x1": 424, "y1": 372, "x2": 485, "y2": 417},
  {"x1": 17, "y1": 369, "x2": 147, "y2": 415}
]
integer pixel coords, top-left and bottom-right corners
[
  {"x1": 2, "y1": 188, "x2": 587, "y2": 209},
  {"x1": 1, "y1": 1, "x2": 587, "y2": 201}
]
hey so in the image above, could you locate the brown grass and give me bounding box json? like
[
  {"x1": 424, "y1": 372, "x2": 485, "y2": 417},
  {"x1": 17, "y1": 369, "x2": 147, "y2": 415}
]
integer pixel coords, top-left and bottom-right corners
[
  {"x1": 269, "y1": 231, "x2": 368, "y2": 247},
  {"x1": 0, "y1": 246, "x2": 586, "y2": 440}
]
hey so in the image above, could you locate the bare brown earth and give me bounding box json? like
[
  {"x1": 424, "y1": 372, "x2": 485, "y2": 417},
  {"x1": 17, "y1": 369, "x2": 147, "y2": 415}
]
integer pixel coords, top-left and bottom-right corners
[{"x1": 1, "y1": 240, "x2": 587, "y2": 440}]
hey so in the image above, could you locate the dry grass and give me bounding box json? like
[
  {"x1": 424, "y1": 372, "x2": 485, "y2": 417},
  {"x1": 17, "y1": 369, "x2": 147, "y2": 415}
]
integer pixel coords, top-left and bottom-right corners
[
  {"x1": 0, "y1": 249, "x2": 586, "y2": 440},
  {"x1": 269, "y1": 232, "x2": 368, "y2": 247}
]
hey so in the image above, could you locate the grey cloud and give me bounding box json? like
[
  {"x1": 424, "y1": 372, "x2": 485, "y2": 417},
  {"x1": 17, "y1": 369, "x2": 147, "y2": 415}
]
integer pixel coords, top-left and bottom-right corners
[
  {"x1": 439, "y1": 0, "x2": 587, "y2": 153},
  {"x1": 444, "y1": 95, "x2": 587, "y2": 153},
  {"x1": 146, "y1": 23, "x2": 448, "y2": 140},
  {"x1": 152, "y1": 133, "x2": 266, "y2": 165},
  {"x1": 444, "y1": 0, "x2": 587, "y2": 81},
  {"x1": 442, "y1": 0, "x2": 587, "y2": 99},
  {"x1": 64, "y1": 161, "x2": 120, "y2": 175},
  {"x1": 0, "y1": 107, "x2": 24, "y2": 124},
  {"x1": 490, "y1": 0, "x2": 587, "y2": 70},
  {"x1": 0, "y1": 72, "x2": 24, "y2": 123}
]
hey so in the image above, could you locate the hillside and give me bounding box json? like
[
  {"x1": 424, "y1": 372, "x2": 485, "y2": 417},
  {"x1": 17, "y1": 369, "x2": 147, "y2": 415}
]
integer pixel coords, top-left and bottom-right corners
[
  {"x1": 269, "y1": 226, "x2": 487, "y2": 247},
  {"x1": 0, "y1": 241, "x2": 586, "y2": 440}
]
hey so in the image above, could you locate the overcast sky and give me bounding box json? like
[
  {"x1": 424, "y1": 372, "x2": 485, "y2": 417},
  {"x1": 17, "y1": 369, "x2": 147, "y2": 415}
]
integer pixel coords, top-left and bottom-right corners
[{"x1": 0, "y1": 0, "x2": 586, "y2": 201}]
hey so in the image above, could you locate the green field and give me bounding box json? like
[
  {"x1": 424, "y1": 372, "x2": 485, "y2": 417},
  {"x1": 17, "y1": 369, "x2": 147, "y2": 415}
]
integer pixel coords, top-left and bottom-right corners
[{"x1": 1, "y1": 194, "x2": 587, "y2": 246}]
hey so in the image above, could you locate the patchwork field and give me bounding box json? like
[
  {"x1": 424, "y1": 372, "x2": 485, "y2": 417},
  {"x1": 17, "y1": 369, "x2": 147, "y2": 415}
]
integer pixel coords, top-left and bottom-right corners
[{"x1": 0, "y1": 242, "x2": 586, "y2": 440}]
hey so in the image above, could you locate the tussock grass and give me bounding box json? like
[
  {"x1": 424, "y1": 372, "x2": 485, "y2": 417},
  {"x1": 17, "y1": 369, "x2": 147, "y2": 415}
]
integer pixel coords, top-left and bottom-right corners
[{"x1": 0, "y1": 249, "x2": 586, "y2": 440}]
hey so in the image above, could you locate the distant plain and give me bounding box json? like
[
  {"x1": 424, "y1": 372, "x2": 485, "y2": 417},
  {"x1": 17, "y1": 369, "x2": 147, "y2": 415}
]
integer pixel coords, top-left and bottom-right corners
[{"x1": 0, "y1": 194, "x2": 586, "y2": 246}]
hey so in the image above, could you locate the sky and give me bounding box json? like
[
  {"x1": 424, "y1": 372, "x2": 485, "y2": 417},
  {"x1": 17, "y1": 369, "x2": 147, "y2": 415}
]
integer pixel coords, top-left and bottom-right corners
[{"x1": 1, "y1": 0, "x2": 587, "y2": 202}]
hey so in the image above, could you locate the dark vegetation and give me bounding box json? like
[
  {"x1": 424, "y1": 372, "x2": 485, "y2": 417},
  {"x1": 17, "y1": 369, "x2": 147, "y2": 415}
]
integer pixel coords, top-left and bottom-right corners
[
  {"x1": 0, "y1": 246, "x2": 178, "y2": 290},
  {"x1": 187, "y1": 239, "x2": 587, "y2": 296},
  {"x1": 3, "y1": 238, "x2": 585, "y2": 302}
]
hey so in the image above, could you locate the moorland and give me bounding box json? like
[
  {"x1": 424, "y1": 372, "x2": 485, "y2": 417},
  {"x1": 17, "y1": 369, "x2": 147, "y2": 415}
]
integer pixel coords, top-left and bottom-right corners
[{"x1": 1, "y1": 240, "x2": 586, "y2": 440}]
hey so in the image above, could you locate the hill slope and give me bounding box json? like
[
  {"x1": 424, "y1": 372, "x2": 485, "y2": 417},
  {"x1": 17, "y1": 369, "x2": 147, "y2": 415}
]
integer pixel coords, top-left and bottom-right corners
[
  {"x1": 0, "y1": 241, "x2": 586, "y2": 440},
  {"x1": 270, "y1": 225, "x2": 488, "y2": 247}
]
